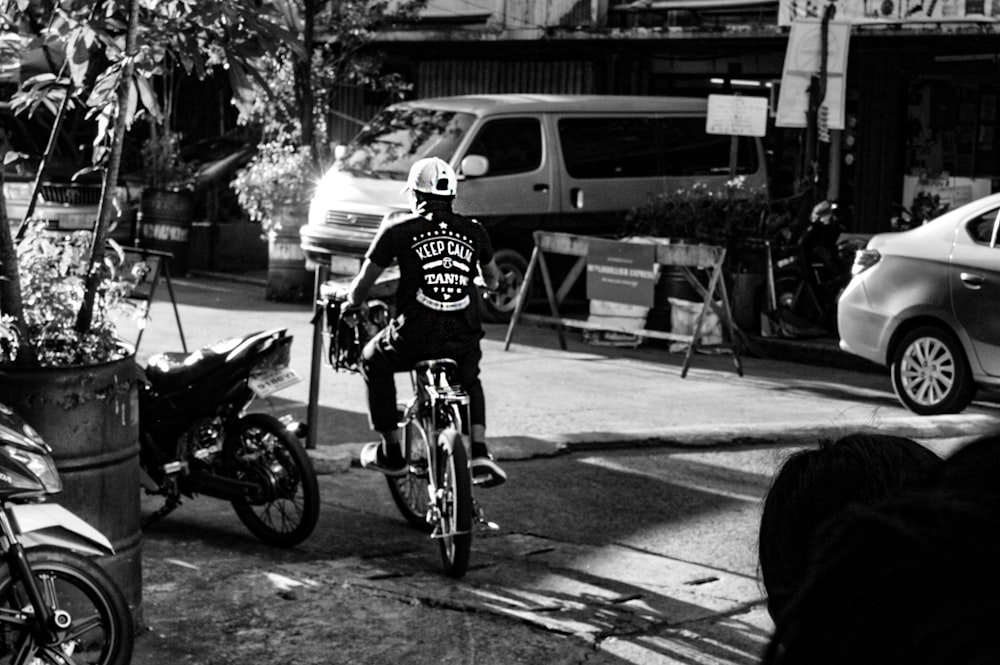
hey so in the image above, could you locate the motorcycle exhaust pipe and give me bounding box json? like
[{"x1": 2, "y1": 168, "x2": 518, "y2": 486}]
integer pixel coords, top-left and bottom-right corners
[{"x1": 186, "y1": 471, "x2": 262, "y2": 501}]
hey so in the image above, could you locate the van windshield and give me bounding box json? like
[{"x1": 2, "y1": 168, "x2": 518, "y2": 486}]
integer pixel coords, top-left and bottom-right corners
[{"x1": 340, "y1": 106, "x2": 474, "y2": 179}]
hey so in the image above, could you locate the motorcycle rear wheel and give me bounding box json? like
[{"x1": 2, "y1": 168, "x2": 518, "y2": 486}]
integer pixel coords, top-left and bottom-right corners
[
  {"x1": 773, "y1": 273, "x2": 828, "y2": 332},
  {"x1": 224, "y1": 413, "x2": 320, "y2": 547},
  {"x1": 0, "y1": 546, "x2": 133, "y2": 665}
]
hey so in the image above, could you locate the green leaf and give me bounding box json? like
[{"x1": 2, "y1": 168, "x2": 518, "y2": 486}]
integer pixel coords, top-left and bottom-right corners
[{"x1": 135, "y1": 75, "x2": 160, "y2": 120}]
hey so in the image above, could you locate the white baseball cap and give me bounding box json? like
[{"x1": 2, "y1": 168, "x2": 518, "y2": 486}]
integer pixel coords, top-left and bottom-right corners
[{"x1": 401, "y1": 157, "x2": 457, "y2": 196}]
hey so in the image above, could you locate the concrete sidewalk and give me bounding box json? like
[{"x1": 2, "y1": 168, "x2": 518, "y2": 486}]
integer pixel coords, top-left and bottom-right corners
[{"x1": 174, "y1": 270, "x2": 1000, "y2": 469}]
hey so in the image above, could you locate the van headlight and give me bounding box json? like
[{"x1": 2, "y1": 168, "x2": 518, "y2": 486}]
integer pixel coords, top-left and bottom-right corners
[{"x1": 3, "y1": 182, "x2": 33, "y2": 201}]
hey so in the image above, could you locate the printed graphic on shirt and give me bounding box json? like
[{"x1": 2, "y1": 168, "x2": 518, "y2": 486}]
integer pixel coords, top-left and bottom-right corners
[{"x1": 412, "y1": 222, "x2": 474, "y2": 311}]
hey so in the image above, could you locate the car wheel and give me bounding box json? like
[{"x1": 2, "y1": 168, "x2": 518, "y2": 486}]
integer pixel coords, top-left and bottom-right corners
[
  {"x1": 480, "y1": 248, "x2": 528, "y2": 323},
  {"x1": 890, "y1": 326, "x2": 976, "y2": 415}
]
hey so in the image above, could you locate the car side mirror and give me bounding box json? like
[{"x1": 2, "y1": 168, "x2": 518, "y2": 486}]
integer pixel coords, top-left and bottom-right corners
[{"x1": 460, "y1": 154, "x2": 489, "y2": 178}]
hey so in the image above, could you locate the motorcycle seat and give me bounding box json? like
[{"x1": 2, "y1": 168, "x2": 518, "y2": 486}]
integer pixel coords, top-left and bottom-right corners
[{"x1": 145, "y1": 337, "x2": 244, "y2": 393}]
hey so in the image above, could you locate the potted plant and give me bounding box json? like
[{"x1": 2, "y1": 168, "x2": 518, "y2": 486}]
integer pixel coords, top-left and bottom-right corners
[
  {"x1": 136, "y1": 122, "x2": 198, "y2": 274},
  {"x1": 233, "y1": 138, "x2": 316, "y2": 301},
  {"x1": 0, "y1": 0, "x2": 298, "y2": 624},
  {"x1": 620, "y1": 177, "x2": 770, "y2": 333}
]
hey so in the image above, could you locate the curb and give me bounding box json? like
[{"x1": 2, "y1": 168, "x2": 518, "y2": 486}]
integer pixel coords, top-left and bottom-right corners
[
  {"x1": 187, "y1": 269, "x2": 268, "y2": 287},
  {"x1": 306, "y1": 413, "x2": 1000, "y2": 473}
]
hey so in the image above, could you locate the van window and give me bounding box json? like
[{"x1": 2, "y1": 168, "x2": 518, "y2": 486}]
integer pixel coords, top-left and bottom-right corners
[
  {"x1": 558, "y1": 117, "x2": 659, "y2": 179},
  {"x1": 466, "y1": 118, "x2": 542, "y2": 176},
  {"x1": 656, "y1": 117, "x2": 758, "y2": 176},
  {"x1": 558, "y1": 116, "x2": 759, "y2": 180},
  {"x1": 341, "y1": 107, "x2": 475, "y2": 179}
]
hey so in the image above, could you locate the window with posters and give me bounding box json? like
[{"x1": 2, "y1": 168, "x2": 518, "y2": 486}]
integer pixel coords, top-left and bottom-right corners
[{"x1": 904, "y1": 76, "x2": 998, "y2": 212}]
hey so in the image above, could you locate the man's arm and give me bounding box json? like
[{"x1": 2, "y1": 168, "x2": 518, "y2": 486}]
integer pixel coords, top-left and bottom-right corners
[
  {"x1": 480, "y1": 258, "x2": 501, "y2": 292},
  {"x1": 347, "y1": 258, "x2": 386, "y2": 306}
]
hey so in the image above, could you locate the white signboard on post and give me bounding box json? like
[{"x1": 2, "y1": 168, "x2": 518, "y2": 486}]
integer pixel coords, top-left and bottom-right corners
[
  {"x1": 706, "y1": 95, "x2": 768, "y2": 137},
  {"x1": 775, "y1": 19, "x2": 851, "y2": 129}
]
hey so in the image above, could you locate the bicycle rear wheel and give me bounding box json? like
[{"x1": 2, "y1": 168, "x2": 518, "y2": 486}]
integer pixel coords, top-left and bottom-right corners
[
  {"x1": 435, "y1": 428, "x2": 472, "y2": 578},
  {"x1": 386, "y1": 414, "x2": 433, "y2": 533}
]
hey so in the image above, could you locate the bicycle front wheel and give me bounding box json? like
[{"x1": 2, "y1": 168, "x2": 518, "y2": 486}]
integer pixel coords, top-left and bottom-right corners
[
  {"x1": 387, "y1": 414, "x2": 433, "y2": 533},
  {"x1": 435, "y1": 428, "x2": 472, "y2": 579},
  {"x1": 0, "y1": 546, "x2": 134, "y2": 665}
]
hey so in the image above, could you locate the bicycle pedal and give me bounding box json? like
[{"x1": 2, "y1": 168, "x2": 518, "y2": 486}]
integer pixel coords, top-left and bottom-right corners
[{"x1": 473, "y1": 499, "x2": 499, "y2": 530}]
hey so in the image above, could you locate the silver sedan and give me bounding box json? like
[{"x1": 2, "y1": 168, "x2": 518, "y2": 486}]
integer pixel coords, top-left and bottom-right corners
[{"x1": 838, "y1": 192, "x2": 1000, "y2": 414}]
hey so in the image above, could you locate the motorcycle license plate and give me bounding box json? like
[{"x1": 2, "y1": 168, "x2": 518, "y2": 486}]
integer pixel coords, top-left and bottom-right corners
[{"x1": 249, "y1": 368, "x2": 302, "y2": 398}]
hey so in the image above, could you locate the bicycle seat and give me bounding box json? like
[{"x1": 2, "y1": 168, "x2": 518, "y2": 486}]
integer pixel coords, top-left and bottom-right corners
[
  {"x1": 414, "y1": 359, "x2": 460, "y2": 389},
  {"x1": 414, "y1": 358, "x2": 457, "y2": 373}
]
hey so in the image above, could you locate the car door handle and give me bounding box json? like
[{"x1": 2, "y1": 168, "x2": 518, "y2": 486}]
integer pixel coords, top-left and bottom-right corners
[
  {"x1": 960, "y1": 272, "x2": 985, "y2": 288},
  {"x1": 533, "y1": 183, "x2": 549, "y2": 192}
]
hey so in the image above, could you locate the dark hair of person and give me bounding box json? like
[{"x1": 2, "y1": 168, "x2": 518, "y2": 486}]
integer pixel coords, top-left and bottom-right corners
[
  {"x1": 414, "y1": 190, "x2": 454, "y2": 212},
  {"x1": 758, "y1": 433, "x2": 941, "y2": 624},
  {"x1": 931, "y1": 431, "x2": 1000, "y2": 496},
  {"x1": 762, "y1": 489, "x2": 1000, "y2": 665}
]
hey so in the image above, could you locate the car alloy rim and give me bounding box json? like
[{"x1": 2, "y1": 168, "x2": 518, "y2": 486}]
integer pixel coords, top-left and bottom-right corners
[{"x1": 900, "y1": 336, "x2": 955, "y2": 406}]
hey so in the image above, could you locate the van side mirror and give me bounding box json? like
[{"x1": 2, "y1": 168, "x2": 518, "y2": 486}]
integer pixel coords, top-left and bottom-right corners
[{"x1": 460, "y1": 154, "x2": 489, "y2": 178}]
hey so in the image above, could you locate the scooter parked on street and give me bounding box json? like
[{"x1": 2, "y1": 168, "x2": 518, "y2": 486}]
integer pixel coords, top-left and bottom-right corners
[
  {"x1": 0, "y1": 402, "x2": 134, "y2": 665},
  {"x1": 762, "y1": 200, "x2": 858, "y2": 337},
  {"x1": 138, "y1": 328, "x2": 320, "y2": 547}
]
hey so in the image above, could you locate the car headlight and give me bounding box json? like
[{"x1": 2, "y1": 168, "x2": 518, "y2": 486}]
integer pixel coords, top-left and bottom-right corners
[{"x1": 851, "y1": 248, "x2": 881, "y2": 275}]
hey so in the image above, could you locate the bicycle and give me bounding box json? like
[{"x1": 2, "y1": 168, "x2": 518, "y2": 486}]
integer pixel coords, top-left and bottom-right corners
[{"x1": 319, "y1": 290, "x2": 497, "y2": 579}]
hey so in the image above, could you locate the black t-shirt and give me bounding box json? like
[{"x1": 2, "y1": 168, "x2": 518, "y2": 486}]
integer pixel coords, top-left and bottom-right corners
[{"x1": 367, "y1": 207, "x2": 494, "y2": 345}]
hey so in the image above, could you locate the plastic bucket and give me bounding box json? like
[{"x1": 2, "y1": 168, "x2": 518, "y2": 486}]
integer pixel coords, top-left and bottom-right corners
[{"x1": 266, "y1": 204, "x2": 312, "y2": 302}]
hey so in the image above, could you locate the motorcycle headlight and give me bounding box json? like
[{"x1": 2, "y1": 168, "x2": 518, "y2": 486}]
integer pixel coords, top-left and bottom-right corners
[{"x1": 4, "y1": 446, "x2": 62, "y2": 493}]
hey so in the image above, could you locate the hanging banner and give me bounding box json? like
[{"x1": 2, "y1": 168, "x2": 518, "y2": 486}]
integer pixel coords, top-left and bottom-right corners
[
  {"x1": 779, "y1": 0, "x2": 997, "y2": 26},
  {"x1": 775, "y1": 19, "x2": 851, "y2": 129}
]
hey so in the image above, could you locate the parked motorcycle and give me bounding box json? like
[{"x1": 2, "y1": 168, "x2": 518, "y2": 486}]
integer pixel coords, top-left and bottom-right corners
[
  {"x1": 889, "y1": 192, "x2": 950, "y2": 231},
  {"x1": 138, "y1": 328, "x2": 320, "y2": 547},
  {"x1": 0, "y1": 401, "x2": 134, "y2": 665},
  {"x1": 762, "y1": 200, "x2": 858, "y2": 337}
]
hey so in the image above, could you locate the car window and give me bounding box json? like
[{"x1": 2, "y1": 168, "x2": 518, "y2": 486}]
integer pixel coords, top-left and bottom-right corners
[
  {"x1": 466, "y1": 117, "x2": 542, "y2": 177},
  {"x1": 967, "y1": 209, "x2": 1000, "y2": 247}
]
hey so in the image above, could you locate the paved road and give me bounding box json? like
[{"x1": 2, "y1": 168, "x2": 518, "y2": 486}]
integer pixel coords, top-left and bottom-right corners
[{"x1": 134, "y1": 443, "x2": 783, "y2": 665}]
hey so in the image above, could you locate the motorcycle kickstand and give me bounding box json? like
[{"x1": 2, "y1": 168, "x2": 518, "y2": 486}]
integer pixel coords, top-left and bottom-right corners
[
  {"x1": 473, "y1": 497, "x2": 499, "y2": 531},
  {"x1": 143, "y1": 496, "x2": 182, "y2": 529}
]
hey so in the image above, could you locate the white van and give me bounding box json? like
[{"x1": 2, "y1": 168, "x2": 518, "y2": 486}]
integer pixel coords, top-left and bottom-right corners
[{"x1": 303, "y1": 94, "x2": 768, "y2": 321}]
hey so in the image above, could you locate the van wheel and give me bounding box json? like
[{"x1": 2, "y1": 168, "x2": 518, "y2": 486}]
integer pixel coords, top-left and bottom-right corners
[{"x1": 481, "y1": 248, "x2": 528, "y2": 323}]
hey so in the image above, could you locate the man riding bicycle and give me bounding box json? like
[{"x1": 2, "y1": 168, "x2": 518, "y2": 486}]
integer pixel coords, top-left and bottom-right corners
[{"x1": 343, "y1": 156, "x2": 507, "y2": 488}]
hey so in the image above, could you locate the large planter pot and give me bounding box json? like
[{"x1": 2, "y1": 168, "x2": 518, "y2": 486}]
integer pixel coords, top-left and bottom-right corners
[
  {"x1": 138, "y1": 189, "x2": 195, "y2": 276},
  {"x1": 267, "y1": 202, "x2": 313, "y2": 303},
  {"x1": 0, "y1": 353, "x2": 143, "y2": 626}
]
